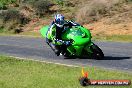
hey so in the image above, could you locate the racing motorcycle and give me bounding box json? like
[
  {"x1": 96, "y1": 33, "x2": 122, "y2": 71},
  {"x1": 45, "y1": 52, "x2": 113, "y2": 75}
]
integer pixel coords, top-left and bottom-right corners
[{"x1": 40, "y1": 25, "x2": 104, "y2": 59}]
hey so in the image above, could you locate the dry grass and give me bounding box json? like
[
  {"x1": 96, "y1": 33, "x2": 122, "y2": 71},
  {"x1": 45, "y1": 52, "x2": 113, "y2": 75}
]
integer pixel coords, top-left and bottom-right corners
[
  {"x1": 84, "y1": 17, "x2": 132, "y2": 36},
  {"x1": 0, "y1": 0, "x2": 132, "y2": 42},
  {"x1": 76, "y1": 0, "x2": 132, "y2": 24}
]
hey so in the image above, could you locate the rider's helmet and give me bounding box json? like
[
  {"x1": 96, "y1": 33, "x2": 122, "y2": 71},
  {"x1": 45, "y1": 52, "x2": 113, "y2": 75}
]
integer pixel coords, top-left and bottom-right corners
[{"x1": 54, "y1": 14, "x2": 65, "y2": 28}]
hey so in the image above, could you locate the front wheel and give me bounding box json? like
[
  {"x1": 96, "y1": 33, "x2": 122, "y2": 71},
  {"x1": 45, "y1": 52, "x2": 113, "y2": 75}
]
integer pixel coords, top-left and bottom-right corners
[{"x1": 90, "y1": 43, "x2": 104, "y2": 60}]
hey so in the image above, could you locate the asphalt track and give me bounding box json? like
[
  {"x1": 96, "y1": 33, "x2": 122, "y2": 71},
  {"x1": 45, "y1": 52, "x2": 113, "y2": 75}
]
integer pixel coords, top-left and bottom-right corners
[{"x1": 0, "y1": 36, "x2": 132, "y2": 71}]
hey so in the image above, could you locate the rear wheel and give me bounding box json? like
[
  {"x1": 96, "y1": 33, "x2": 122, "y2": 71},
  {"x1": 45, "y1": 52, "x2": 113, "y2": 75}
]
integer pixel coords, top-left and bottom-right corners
[{"x1": 90, "y1": 43, "x2": 104, "y2": 60}]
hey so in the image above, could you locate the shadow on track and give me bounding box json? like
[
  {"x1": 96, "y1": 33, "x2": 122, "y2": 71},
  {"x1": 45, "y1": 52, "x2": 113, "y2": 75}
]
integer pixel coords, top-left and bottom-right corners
[
  {"x1": 64, "y1": 56, "x2": 131, "y2": 60},
  {"x1": 103, "y1": 56, "x2": 131, "y2": 60}
]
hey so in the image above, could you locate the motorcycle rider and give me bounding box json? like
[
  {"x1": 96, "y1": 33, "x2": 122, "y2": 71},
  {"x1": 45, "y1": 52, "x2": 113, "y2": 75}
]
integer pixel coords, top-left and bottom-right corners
[{"x1": 46, "y1": 14, "x2": 80, "y2": 56}]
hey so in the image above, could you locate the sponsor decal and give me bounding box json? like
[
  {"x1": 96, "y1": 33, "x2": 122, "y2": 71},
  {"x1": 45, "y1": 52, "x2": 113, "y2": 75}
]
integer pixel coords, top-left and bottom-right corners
[{"x1": 79, "y1": 68, "x2": 131, "y2": 86}]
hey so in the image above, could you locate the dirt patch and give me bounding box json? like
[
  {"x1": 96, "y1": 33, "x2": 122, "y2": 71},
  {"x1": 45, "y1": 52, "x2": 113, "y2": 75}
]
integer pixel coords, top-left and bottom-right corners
[
  {"x1": 22, "y1": 18, "x2": 52, "y2": 32},
  {"x1": 84, "y1": 16, "x2": 132, "y2": 36},
  {"x1": 23, "y1": 16, "x2": 132, "y2": 36}
]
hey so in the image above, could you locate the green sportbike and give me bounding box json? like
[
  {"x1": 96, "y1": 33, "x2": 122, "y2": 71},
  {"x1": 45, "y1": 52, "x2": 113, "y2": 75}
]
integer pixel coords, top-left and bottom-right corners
[{"x1": 40, "y1": 25, "x2": 104, "y2": 59}]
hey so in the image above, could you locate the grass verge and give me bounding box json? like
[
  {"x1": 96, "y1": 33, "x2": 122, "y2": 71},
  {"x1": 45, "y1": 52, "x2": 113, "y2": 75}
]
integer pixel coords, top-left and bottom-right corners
[
  {"x1": 0, "y1": 32, "x2": 41, "y2": 38},
  {"x1": 93, "y1": 35, "x2": 132, "y2": 42},
  {"x1": 0, "y1": 31, "x2": 132, "y2": 43},
  {"x1": 0, "y1": 55, "x2": 132, "y2": 88}
]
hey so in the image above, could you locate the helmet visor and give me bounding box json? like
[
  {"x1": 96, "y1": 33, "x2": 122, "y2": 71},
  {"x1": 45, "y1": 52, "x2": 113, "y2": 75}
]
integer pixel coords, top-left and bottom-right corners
[{"x1": 56, "y1": 19, "x2": 65, "y2": 25}]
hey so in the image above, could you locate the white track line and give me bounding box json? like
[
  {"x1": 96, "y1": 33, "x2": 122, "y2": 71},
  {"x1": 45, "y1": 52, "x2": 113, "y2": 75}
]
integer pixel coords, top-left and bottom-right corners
[
  {"x1": 8, "y1": 56, "x2": 132, "y2": 73},
  {"x1": 9, "y1": 56, "x2": 80, "y2": 68}
]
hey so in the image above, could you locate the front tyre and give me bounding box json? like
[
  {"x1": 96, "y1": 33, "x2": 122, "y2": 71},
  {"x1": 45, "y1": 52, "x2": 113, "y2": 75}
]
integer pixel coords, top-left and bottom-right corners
[{"x1": 90, "y1": 43, "x2": 104, "y2": 60}]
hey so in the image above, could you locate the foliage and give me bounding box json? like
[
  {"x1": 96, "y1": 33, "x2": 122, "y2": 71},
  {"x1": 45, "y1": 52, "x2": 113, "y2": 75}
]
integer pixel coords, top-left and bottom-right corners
[
  {"x1": 76, "y1": 0, "x2": 132, "y2": 24},
  {"x1": 0, "y1": 0, "x2": 16, "y2": 10},
  {"x1": 32, "y1": 0, "x2": 52, "y2": 17},
  {"x1": 0, "y1": 9, "x2": 30, "y2": 33},
  {"x1": 55, "y1": 0, "x2": 64, "y2": 6}
]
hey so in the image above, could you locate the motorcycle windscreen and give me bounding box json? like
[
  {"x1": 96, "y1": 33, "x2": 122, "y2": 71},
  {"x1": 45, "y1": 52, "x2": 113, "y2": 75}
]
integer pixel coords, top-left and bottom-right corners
[
  {"x1": 40, "y1": 25, "x2": 49, "y2": 38},
  {"x1": 70, "y1": 27, "x2": 85, "y2": 37},
  {"x1": 62, "y1": 27, "x2": 84, "y2": 39}
]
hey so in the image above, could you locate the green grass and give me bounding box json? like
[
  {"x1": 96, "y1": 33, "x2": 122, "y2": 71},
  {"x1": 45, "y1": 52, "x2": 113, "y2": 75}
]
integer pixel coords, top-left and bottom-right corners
[
  {"x1": 0, "y1": 31, "x2": 41, "y2": 38},
  {"x1": 0, "y1": 55, "x2": 132, "y2": 88},
  {"x1": 20, "y1": 32, "x2": 41, "y2": 37},
  {"x1": 0, "y1": 28, "x2": 9, "y2": 33},
  {"x1": 0, "y1": 31, "x2": 132, "y2": 42},
  {"x1": 93, "y1": 35, "x2": 132, "y2": 42}
]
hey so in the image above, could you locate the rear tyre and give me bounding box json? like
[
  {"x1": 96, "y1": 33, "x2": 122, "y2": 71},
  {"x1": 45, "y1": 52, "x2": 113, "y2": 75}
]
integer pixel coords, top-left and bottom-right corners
[{"x1": 91, "y1": 43, "x2": 104, "y2": 60}]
